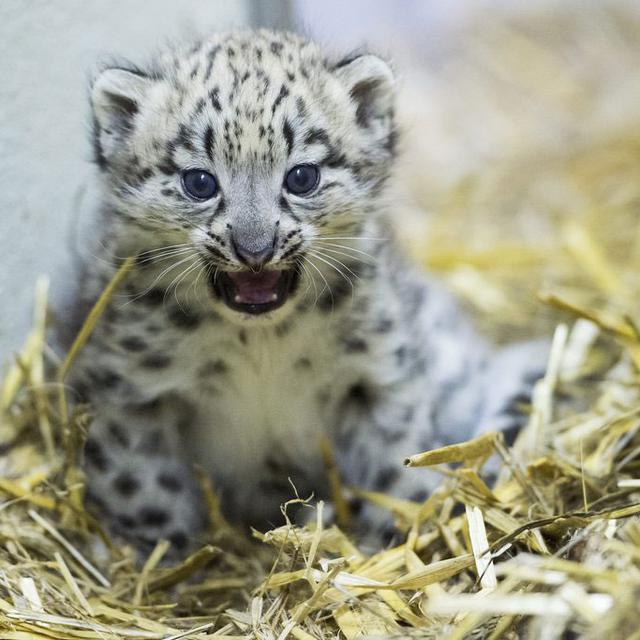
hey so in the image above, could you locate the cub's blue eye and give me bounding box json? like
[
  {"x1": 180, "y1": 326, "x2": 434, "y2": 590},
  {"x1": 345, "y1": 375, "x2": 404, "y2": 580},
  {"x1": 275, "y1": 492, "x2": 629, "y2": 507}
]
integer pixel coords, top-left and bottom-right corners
[
  {"x1": 284, "y1": 164, "x2": 320, "y2": 196},
  {"x1": 182, "y1": 169, "x2": 218, "y2": 200}
]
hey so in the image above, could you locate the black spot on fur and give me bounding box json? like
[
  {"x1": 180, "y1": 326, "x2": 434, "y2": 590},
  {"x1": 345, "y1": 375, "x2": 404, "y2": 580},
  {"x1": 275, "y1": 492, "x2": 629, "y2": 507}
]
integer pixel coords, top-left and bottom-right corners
[
  {"x1": 317, "y1": 279, "x2": 352, "y2": 312},
  {"x1": 137, "y1": 425, "x2": 165, "y2": 454},
  {"x1": 271, "y1": 84, "x2": 289, "y2": 114},
  {"x1": 278, "y1": 195, "x2": 292, "y2": 213},
  {"x1": 208, "y1": 232, "x2": 226, "y2": 247},
  {"x1": 157, "y1": 157, "x2": 179, "y2": 175},
  {"x1": 198, "y1": 360, "x2": 228, "y2": 377},
  {"x1": 502, "y1": 423, "x2": 521, "y2": 447},
  {"x1": 295, "y1": 357, "x2": 312, "y2": 370},
  {"x1": 280, "y1": 241, "x2": 303, "y2": 260},
  {"x1": 304, "y1": 128, "x2": 330, "y2": 147},
  {"x1": 323, "y1": 150, "x2": 348, "y2": 170},
  {"x1": 145, "y1": 323, "x2": 162, "y2": 334},
  {"x1": 502, "y1": 392, "x2": 532, "y2": 420},
  {"x1": 138, "y1": 167, "x2": 154, "y2": 182},
  {"x1": 410, "y1": 490, "x2": 428, "y2": 503},
  {"x1": 140, "y1": 288, "x2": 166, "y2": 306},
  {"x1": 275, "y1": 319, "x2": 293, "y2": 337},
  {"x1": 209, "y1": 87, "x2": 222, "y2": 111},
  {"x1": 374, "y1": 318, "x2": 393, "y2": 333},
  {"x1": 107, "y1": 421, "x2": 129, "y2": 448},
  {"x1": 204, "y1": 46, "x2": 220, "y2": 79},
  {"x1": 204, "y1": 125, "x2": 214, "y2": 160},
  {"x1": 265, "y1": 455, "x2": 286, "y2": 473},
  {"x1": 167, "y1": 306, "x2": 201, "y2": 330},
  {"x1": 380, "y1": 526, "x2": 400, "y2": 548},
  {"x1": 116, "y1": 514, "x2": 136, "y2": 529},
  {"x1": 346, "y1": 382, "x2": 374, "y2": 408},
  {"x1": 375, "y1": 467, "x2": 400, "y2": 490},
  {"x1": 85, "y1": 439, "x2": 109, "y2": 472},
  {"x1": 341, "y1": 337, "x2": 368, "y2": 353},
  {"x1": 169, "y1": 531, "x2": 188, "y2": 550},
  {"x1": 296, "y1": 96, "x2": 307, "y2": 118},
  {"x1": 113, "y1": 472, "x2": 140, "y2": 497},
  {"x1": 139, "y1": 507, "x2": 170, "y2": 527},
  {"x1": 87, "y1": 368, "x2": 121, "y2": 390},
  {"x1": 283, "y1": 118, "x2": 294, "y2": 155},
  {"x1": 157, "y1": 473, "x2": 183, "y2": 493},
  {"x1": 394, "y1": 345, "x2": 407, "y2": 366},
  {"x1": 140, "y1": 353, "x2": 172, "y2": 369},
  {"x1": 177, "y1": 124, "x2": 195, "y2": 151},
  {"x1": 120, "y1": 336, "x2": 148, "y2": 352},
  {"x1": 194, "y1": 97, "x2": 206, "y2": 114},
  {"x1": 206, "y1": 245, "x2": 227, "y2": 261}
]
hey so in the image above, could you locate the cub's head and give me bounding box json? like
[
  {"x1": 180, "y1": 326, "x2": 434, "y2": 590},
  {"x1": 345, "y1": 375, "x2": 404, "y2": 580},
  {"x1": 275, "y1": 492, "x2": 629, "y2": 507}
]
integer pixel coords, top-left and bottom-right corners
[{"x1": 91, "y1": 30, "x2": 396, "y2": 321}]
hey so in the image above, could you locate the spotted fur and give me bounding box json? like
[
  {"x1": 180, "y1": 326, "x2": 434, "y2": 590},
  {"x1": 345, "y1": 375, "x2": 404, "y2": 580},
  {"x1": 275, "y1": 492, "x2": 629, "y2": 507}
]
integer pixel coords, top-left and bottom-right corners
[{"x1": 65, "y1": 30, "x2": 547, "y2": 552}]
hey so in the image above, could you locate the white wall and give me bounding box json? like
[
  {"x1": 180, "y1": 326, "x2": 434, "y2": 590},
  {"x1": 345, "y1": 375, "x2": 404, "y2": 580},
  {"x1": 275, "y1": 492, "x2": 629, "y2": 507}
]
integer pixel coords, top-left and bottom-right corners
[{"x1": 0, "y1": 0, "x2": 251, "y2": 366}]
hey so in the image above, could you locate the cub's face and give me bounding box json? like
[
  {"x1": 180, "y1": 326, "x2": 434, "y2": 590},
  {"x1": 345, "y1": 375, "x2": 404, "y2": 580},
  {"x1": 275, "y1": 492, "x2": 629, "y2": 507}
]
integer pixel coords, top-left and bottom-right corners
[{"x1": 92, "y1": 31, "x2": 395, "y2": 321}]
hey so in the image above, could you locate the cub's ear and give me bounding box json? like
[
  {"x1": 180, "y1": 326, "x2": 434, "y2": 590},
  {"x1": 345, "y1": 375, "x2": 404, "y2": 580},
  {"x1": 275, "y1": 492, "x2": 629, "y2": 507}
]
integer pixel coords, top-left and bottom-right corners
[
  {"x1": 332, "y1": 54, "x2": 395, "y2": 129},
  {"x1": 91, "y1": 67, "x2": 153, "y2": 133}
]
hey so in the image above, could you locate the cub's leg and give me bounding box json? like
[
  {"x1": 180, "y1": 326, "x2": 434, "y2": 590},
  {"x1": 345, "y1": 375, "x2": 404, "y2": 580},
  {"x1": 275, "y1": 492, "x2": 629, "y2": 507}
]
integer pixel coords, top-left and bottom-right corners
[
  {"x1": 477, "y1": 339, "x2": 550, "y2": 437},
  {"x1": 332, "y1": 380, "x2": 444, "y2": 548},
  {"x1": 331, "y1": 340, "x2": 548, "y2": 548},
  {"x1": 82, "y1": 398, "x2": 204, "y2": 554}
]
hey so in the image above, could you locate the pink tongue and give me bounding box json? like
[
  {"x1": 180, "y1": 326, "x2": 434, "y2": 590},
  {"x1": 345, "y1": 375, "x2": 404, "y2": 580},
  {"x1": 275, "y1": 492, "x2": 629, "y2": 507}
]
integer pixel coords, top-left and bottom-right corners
[{"x1": 227, "y1": 270, "x2": 282, "y2": 304}]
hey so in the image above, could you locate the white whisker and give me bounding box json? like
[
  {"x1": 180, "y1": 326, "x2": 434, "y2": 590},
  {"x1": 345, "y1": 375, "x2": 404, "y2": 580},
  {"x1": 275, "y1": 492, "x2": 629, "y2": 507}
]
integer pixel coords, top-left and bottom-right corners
[
  {"x1": 307, "y1": 250, "x2": 357, "y2": 290},
  {"x1": 312, "y1": 244, "x2": 377, "y2": 266},
  {"x1": 137, "y1": 242, "x2": 192, "y2": 257},
  {"x1": 135, "y1": 246, "x2": 194, "y2": 265},
  {"x1": 297, "y1": 259, "x2": 316, "y2": 304},
  {"x1": 304, "y1": 255, "x2": 334, "y2": 313},
  {"x1": 315, "y1": 236, "x2": 383, "y2": 242},
  {"x1": 188, "y1": 259, "x2": 210, "y2": 300},
  {"x1": 119, "y1": 252, "x2": 198, "y2": 307},
  {"x1": 313, "y1": 241, "x2": 378, "y2": 263},
  {"x1": 164, "y1": 255, "x2": 201, "y2": 312},
  {"x1": 303, "y1": 255, "x2": 330, "y2": 293}
]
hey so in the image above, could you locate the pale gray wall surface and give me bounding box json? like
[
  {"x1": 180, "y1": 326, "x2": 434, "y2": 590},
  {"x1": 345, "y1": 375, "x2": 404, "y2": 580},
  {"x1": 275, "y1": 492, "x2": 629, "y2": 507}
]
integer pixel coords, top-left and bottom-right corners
[{"x1": 0, "y1": 0, "x2": 252, "y2": 367}]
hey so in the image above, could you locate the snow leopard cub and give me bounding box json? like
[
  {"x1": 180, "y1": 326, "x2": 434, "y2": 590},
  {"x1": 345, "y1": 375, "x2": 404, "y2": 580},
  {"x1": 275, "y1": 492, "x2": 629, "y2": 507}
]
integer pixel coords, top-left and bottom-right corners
[{"x1": 66, "y1": 30, "x2": 547, "y2": 552}]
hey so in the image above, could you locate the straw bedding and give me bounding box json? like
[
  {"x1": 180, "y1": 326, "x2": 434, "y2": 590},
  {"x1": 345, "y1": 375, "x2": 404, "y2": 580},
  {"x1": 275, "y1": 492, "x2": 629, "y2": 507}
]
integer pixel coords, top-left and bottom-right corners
[{"x1": 2, "y1": 5, "x2": 640, "y2": 639}]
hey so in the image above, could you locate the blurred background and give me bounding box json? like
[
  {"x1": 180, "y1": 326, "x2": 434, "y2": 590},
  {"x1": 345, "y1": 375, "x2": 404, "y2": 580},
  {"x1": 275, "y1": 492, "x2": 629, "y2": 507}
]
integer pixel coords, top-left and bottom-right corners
[{"x1": 1, "y1": 0, "x2": 640, "y2": 365}]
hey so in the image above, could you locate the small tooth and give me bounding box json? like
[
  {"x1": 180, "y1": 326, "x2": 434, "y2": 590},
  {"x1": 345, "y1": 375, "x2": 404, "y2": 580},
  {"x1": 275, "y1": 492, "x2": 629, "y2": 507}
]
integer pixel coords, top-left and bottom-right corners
[{"x1": 270, "y1": 293, "x2": 277, "y2": 301}]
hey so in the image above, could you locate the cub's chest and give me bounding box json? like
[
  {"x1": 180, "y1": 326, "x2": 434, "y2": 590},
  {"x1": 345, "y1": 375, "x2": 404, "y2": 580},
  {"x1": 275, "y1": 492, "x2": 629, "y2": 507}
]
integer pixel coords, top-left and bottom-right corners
[{"x1": 174, "y1": 321, "x2": 351, "y2": 478}]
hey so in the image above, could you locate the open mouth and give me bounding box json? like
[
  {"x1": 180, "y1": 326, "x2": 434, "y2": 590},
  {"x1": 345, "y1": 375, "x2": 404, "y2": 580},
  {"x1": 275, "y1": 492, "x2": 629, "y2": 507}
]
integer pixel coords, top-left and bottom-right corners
[{"x1": 211, "y1": 269, "x2": 298, "y2": 315}]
